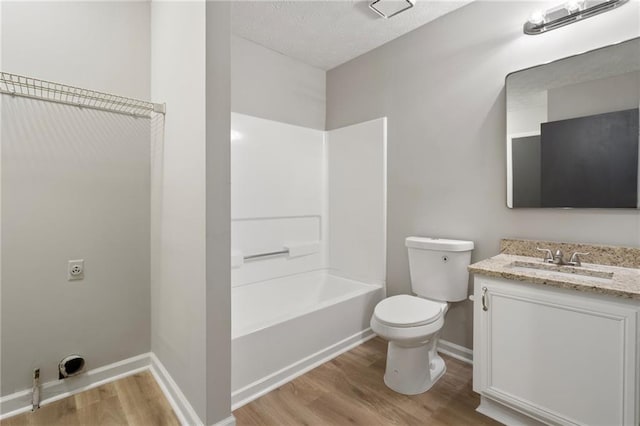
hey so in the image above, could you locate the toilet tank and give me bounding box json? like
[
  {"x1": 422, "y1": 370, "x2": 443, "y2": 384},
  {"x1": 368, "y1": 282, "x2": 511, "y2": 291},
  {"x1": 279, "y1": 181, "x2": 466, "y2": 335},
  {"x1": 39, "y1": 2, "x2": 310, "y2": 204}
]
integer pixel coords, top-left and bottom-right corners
[{"x1": 406, "y1": 237, "x2": 474, "y2": 302}]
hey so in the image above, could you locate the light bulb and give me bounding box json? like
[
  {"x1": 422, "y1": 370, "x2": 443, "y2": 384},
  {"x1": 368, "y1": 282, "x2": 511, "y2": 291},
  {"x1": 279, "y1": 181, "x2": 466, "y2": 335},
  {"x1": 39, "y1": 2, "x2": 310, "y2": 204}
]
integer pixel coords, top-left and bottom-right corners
[
  {"x1": 566, "y1": 0, "x2": 584, "y2": 13},
  {"x1": 528, "y1": 10, "x2": 546, "y2": 25}
]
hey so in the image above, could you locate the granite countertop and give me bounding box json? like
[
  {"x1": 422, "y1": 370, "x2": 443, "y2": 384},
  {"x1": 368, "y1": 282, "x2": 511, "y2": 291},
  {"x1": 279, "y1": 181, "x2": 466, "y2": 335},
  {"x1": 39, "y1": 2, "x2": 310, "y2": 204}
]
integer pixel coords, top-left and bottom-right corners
[{"x1": 469, "y1": 253, "x2": 640, "y2": 300}]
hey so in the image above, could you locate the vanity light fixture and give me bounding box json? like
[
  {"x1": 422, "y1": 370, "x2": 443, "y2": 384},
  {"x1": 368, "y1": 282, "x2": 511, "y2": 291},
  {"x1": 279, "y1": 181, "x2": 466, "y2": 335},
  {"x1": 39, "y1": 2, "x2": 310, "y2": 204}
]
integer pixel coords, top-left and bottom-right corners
[
  {"x1": 524, "y1": 0, "x2": 629, "y2": 35},
  {"x1": 565, "y1": 0, "x2": 585, "y2": 13},
  {"x1": 369, "y1": 0, "x2": 415, "y2": 19},
  {"x1": 528, "y1": 10, "x2": 547, "y2": 26}
]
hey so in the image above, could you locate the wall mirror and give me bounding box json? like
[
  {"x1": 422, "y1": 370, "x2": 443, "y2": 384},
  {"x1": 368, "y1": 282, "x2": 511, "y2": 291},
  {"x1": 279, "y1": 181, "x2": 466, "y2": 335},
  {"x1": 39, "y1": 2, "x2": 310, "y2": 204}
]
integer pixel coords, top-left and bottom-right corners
[{"x1": 506, "y1": 37, "x2": 639, "y2": 208}]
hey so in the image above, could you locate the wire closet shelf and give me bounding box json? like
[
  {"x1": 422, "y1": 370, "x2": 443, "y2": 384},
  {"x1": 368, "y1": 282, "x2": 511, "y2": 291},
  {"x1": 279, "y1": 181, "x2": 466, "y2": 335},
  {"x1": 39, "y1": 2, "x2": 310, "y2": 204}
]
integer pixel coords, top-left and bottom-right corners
[{"x1": 0, "y1": 72, "x2": 165, "y2": 118}]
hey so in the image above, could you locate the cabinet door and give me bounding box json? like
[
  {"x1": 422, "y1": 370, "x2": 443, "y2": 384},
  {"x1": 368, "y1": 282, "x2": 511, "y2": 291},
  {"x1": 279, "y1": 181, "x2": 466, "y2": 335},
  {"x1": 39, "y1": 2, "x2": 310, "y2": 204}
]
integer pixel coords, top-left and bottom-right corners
[{"x1": 474, "y1": 277, "x2": 639, "y2": 426}]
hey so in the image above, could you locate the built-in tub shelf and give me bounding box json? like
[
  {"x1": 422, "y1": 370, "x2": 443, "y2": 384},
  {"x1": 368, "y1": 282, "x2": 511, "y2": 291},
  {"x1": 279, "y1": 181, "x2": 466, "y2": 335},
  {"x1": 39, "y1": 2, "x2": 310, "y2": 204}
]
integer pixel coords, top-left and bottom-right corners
[{"x1": 232, "y1": 241, "x2": 321, "y2": 268}]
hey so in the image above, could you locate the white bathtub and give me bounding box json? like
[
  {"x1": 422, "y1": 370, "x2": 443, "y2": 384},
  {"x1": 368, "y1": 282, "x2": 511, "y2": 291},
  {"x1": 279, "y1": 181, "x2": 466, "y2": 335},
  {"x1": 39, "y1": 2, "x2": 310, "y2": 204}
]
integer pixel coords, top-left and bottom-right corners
[{"x1": 231, "y1": 270, "x2": 384, "y2": 409}]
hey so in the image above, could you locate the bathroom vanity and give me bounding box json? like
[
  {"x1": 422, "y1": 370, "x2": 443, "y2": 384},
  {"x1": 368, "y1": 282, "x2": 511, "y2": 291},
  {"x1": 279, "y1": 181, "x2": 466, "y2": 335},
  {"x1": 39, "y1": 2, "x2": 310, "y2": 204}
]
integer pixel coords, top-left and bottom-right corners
[{"x1": 470, "y1": 239, "x2": 640, "y2": 426}]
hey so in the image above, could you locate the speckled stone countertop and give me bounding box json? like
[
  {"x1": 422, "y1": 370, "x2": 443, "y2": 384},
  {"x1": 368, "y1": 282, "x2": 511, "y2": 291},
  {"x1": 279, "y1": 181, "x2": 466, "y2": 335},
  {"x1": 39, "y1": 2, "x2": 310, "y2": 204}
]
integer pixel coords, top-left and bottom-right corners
[
  {"x1": 500, "y1": 238, "x2": 640, "y2": 268},
  {"x1": 469, "y1": 239, "x2": 640, "y2": 300}
]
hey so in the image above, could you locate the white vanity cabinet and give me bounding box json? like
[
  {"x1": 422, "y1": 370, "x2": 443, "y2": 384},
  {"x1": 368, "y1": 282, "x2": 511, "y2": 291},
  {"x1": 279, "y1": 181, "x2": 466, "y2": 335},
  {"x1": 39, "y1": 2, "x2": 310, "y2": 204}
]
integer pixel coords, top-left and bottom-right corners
[{"x1": 473, "y1": 276, "x2": 640, "y2": 426}]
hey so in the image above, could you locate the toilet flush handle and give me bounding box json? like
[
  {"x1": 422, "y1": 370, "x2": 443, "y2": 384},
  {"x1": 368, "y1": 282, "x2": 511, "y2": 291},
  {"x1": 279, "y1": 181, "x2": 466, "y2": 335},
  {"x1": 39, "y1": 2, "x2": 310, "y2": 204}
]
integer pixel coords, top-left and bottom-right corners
[{"x1": 481, "y1": 287, "x2": 488, "y2": 311}]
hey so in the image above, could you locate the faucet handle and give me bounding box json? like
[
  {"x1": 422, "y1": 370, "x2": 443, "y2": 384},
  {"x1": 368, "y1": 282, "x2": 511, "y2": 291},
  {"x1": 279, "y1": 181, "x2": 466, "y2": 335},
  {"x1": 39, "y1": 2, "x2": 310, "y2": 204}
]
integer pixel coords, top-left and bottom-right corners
[
  {"x1": 569, "y1": 252, "x2": 590, "y2": 267},
  {"x1": 536, "y1": 247, "x2": 553, "y2": 263}
]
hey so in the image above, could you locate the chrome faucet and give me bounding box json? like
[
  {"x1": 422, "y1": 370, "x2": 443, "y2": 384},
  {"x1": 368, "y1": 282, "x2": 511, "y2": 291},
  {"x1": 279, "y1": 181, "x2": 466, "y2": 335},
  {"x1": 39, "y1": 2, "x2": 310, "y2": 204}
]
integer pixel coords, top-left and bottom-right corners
[
  {"x1": 568, "y1": 252, "x2": 590, "y2": 267},
  {"x1": 552, "y1": 249, "x2": 565, "y2": 265},
  {"x1": 536, "y1": 247, "x2": 553, "y2": 263},
  {"x1": 537, "y1": 247, "x2": 589, "y2": 267}
]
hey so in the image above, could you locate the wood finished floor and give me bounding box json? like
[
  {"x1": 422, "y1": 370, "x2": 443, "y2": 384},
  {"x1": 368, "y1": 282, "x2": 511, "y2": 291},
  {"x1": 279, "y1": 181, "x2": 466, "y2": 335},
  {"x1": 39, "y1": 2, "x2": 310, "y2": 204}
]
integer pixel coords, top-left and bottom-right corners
[
  {"x1": 2, "y1": 338, "x2": 498, "y2": 426},
  {"x1": 1, "y1": 371, "x2": 179, "y2": 426},
  {"x1": 234, "y1": 337, "x2": 500, "y2": 426}
]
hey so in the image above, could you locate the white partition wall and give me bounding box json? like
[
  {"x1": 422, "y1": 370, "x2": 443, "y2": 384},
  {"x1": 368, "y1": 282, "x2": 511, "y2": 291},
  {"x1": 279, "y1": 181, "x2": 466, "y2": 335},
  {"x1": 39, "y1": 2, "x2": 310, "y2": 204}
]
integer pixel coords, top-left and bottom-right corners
[
  {"x1": 327, "y1": 118, "x2": 387, "y2": 286},
  {"x1": 150, "y1": 1, "x2": 208, "y2": 421},
  {"x1": 231, "y1": 113, "x2": 326, "y2": 286}
]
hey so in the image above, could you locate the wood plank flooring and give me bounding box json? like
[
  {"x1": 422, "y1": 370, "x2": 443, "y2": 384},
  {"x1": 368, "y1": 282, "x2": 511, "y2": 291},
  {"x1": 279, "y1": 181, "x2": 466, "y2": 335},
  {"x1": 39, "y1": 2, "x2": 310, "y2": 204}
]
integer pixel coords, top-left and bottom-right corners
[
  {"x1": 1, "y1": 371, "x2": 179, "y2": 426},
  {"x1": 2, "y1": 338, "x2": 498, "y2": 425},
  {"x1": 234, "y1": 337, "x2": 500, "y2": 426}
]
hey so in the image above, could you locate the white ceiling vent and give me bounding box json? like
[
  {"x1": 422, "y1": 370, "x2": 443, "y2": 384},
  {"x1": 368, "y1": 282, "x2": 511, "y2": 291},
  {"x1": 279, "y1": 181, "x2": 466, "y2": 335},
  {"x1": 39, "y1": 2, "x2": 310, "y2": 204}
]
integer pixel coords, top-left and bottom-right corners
[{"x1": 369, "y1": 0, "x2": 416, "y2": 19}]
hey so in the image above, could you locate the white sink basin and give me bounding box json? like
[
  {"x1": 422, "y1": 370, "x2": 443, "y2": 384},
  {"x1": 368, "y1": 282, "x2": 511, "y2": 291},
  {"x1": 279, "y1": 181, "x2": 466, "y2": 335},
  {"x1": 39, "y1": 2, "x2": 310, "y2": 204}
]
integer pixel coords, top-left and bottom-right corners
[{"x1": 509, "y1": 260, "x2": 614, "y2": 284}]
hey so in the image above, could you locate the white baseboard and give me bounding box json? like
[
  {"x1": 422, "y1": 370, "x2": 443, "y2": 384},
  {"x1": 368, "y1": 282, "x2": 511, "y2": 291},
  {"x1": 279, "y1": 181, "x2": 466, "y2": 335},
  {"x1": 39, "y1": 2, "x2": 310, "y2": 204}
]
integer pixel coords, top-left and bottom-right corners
[
  {"x1": 211, "y1": 415, "x2": 237, "y2": 426},
  {"x1": 0, "y1": 353, "x2": 151, "y2": 420},
  {"x1": 149, "y1": 353, "x2": 205, "y2": 426},
  {"x1": 437, "y1": 339, "x2": 473, "y2": 364},
  {"x1": 0, "y1": 352, "x2": 232, "y2": 426},
  {"x1": 231, "y1": 328, "x2": 376, "y2": 410},
  {"x1": 477, "y1": 395, "x2": 543, "y2": 426},
  {"x1": 0, "y1": 337, "x2": 462, "y2": 424}
]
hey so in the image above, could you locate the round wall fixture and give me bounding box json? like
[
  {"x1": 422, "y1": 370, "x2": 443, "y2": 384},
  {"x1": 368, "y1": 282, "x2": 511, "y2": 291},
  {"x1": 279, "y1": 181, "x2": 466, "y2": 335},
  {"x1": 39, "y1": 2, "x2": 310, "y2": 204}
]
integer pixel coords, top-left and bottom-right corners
[{"x1": 58, "y1": 355, "x2": 85, "y2": 379}]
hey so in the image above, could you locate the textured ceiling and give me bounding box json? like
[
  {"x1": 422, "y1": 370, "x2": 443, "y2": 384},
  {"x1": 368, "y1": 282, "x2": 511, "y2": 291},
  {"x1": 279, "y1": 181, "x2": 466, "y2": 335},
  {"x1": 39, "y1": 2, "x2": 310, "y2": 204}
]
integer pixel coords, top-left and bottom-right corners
[
  {"x1": 231, "y1": 0, "x2": 473, "y2": 70},
  {"x1": 507, "y1": 38, "x2": 640, "y2": 111}
]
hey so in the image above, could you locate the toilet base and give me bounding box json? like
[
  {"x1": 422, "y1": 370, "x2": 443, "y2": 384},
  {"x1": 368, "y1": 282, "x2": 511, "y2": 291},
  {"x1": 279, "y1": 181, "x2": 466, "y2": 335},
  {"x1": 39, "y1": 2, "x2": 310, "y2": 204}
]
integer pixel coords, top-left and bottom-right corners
[{"x1": 383, "y1": 341, "x2": 446, "y2": 395}]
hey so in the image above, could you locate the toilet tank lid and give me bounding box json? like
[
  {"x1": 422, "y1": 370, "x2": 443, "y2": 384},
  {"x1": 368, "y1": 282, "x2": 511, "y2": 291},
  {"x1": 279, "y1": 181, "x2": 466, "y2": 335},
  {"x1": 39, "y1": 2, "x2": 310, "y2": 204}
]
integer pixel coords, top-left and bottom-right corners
[{"x1": 405, "y1": 237, "x2": 474, "y2": 252}]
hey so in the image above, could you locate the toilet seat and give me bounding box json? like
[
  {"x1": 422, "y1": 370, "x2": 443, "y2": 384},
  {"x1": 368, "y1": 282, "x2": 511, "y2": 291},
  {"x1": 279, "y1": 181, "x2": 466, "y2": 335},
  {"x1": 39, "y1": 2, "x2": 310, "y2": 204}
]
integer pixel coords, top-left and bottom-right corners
[{"x1": 373, "y1": 295, "x2": 445, "y2": 328}]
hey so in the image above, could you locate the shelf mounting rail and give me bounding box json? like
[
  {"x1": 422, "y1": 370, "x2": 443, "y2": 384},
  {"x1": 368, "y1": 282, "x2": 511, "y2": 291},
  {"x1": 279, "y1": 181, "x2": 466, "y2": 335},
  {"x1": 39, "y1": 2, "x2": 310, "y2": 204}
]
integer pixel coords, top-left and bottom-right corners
[{"x1": 0, "y1": 72, "x2": 165, "y2": 118}]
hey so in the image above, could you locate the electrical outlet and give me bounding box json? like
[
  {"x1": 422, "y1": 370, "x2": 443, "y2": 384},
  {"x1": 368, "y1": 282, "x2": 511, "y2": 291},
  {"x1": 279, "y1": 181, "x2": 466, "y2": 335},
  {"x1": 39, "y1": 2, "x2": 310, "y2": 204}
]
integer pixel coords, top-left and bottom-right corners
[{"x1": 67, "y1": 259, "x2": 84, "y2": 281}]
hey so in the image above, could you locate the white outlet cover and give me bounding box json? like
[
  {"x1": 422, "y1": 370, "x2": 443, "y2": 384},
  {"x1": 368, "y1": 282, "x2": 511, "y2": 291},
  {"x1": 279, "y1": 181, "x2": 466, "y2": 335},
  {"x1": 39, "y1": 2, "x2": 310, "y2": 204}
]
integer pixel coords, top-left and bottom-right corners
[{"x1": 67, "y1": 259, "x2": 84, "y2": 281}]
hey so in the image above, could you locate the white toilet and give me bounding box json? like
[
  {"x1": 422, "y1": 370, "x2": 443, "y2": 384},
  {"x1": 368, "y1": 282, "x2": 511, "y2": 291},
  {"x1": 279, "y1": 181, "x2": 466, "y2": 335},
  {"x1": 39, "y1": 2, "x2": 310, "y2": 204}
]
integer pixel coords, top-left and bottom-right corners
[{"x1": 370, "y1": 236, "x2": 474, "y2": 395}]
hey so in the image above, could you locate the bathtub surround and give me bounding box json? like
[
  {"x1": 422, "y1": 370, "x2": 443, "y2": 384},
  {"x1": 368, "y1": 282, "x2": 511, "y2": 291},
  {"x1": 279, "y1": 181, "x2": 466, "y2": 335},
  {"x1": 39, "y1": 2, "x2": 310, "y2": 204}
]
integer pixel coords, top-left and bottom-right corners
[
  {"x1": 231, "y1": 113, "x2": 325, "y2": 287},
  {"x1": 326, "y1": 0, "x2": 640, "y2": 350},
  {"x1": 230, "y1": 114, "x2": 387, "y2": 288},
  {"x1": 327, "y1": 118, "x2": 388, "y2": 285},
  {"x1": 230, "y1": 114, "x2": 387, "y2": 407}
]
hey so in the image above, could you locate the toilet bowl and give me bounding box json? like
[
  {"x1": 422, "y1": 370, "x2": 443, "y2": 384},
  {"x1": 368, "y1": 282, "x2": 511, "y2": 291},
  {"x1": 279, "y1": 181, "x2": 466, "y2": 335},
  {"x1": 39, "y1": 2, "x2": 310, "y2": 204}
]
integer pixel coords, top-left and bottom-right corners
[
  {"x1": 371, "y1": 237, "x2": 474, "y2": 395},
  {"x1": 370, "y1": 294, "x2": 449, "y2": 394}
]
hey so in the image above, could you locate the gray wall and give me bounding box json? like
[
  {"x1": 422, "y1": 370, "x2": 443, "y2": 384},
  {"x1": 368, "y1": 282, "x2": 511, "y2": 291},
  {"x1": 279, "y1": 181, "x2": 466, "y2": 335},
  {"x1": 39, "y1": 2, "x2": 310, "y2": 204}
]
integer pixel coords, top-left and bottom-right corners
[
  {"x1": 231, "y1": 35, "x2": 326, "y2": 129},
  {"x1": 150, "y1": 1, "x2": 208, "y2": 420},
  {"x1": 548, "y1": 71, "x2": 640, "y2": 120},
  {"x1": 150, "y1": 2, "x2": 232, "y2": 423},
  {"x1": 1, "y1": 1, "x2": 151, "y2": 394},
  {"x1": 206, "y1": 2, "x2": 232, "y2": 424},
  {"x1": 0, "y1": 1, "x2": 150, "y2": 100},
  {"x1": 326, "y1": 1, "x2": 640, "y2": 348}
]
